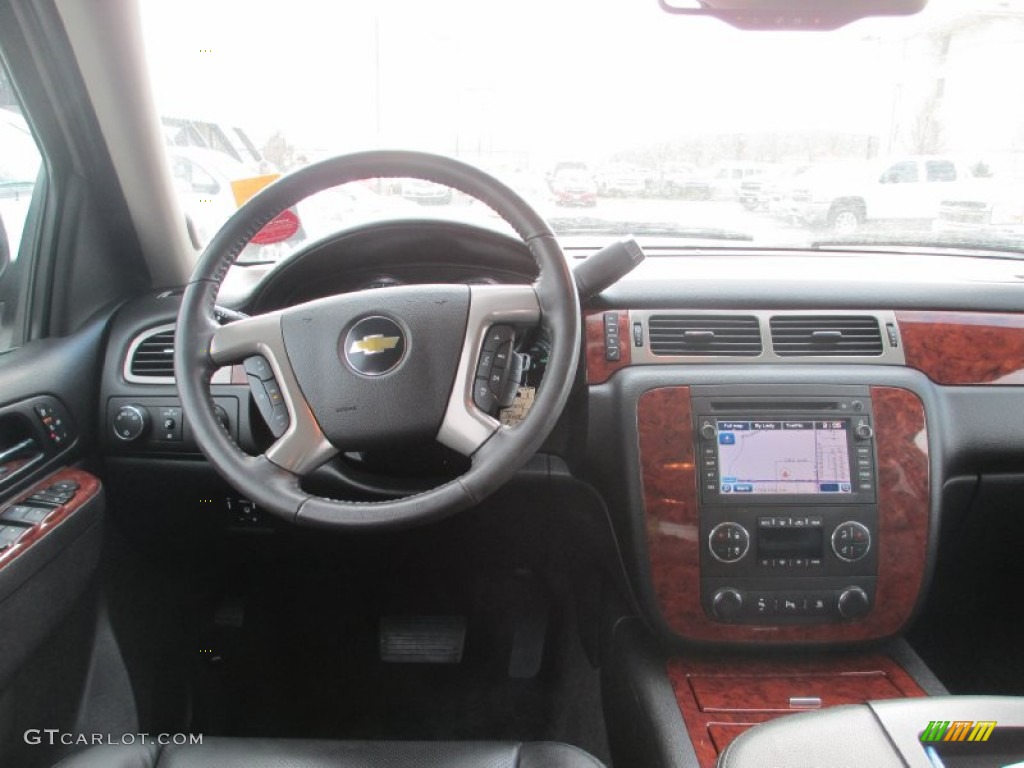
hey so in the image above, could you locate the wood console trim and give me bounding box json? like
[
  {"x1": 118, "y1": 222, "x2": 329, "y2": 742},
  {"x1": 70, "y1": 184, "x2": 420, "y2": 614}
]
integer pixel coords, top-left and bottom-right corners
[
  {"x1": 898, "y1": 310, "x2": 1024, "y2": 385},
  {"x1": 585, "y1": 311, "x2": 631, "y2": 384},
  {"x1": 0, "y1": 468, "x2": 101, "y2": 571},
  {"x1": 637, "y1": 385, "x2": 929, "y2": 643},
  {"x1": 667, "y1": 653, "x2": 926, "y2": 768}
]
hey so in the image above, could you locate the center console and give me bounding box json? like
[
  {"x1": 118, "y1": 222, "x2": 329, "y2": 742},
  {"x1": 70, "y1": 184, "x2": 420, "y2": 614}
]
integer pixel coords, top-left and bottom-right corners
[
  {"x1": 636, "y1": 383, "x2": 930, "y2": 645},
  {"x1": 693, "y1": 388, "x2": 878, "y2": 625}
]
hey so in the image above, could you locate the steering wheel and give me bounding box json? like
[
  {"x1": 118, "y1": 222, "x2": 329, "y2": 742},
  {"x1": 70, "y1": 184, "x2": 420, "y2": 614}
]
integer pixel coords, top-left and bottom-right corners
[{"x1": 175, "y1": 151, "x2": 579, "y2": 530}]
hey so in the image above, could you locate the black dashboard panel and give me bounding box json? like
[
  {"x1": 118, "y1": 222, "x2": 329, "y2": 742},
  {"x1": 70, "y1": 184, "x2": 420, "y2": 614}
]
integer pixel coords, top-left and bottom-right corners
[
  {"x1": 97, "y1": 226, "x2": 1024, "y2": 648},
  {"x1": 246, "y1": 219, "x2": 537, "y2": 312}
]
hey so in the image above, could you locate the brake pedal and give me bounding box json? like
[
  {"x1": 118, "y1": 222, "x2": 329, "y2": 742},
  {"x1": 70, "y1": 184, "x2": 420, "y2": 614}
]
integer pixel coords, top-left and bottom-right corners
[{"x1": 379, "y1": 615, "x2": 466, "y2": 664}]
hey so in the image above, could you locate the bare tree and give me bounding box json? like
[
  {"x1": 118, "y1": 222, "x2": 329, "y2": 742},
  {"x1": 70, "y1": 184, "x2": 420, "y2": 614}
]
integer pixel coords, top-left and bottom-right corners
[
  {"x1": 262, "y1": 131, "x2": 297, "y2": 172},
  {"x1": 909, "y1": 92, "x2": 945, "y2": 155}
]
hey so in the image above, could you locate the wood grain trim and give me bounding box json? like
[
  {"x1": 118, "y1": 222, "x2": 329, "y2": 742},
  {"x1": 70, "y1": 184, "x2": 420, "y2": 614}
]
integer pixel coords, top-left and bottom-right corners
[
  {"x1": 585, "y1": 311, "x2": 631, "y2": 384},
  {"x1": 0, "y1": 468, "x2": 101, "y2": 571},
  {"x1": 667, "y1": 653, "x2": 926, "y2": 768},
  {"x1": 898, "y1": 310, "x2": 1024, "y2": 385},
  {"x1": 638, "y1": 385, "x2": 929, "y2": 643}
]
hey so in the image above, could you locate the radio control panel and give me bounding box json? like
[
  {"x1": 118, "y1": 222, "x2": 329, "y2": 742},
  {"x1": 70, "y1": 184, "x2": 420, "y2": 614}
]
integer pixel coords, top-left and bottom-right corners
[{"x1": 692, "y1": 388, "x2": 878, "y2": 625}]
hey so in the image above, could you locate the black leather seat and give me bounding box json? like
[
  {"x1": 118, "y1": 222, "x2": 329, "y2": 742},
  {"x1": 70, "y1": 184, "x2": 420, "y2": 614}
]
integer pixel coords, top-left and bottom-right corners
[{"x1": 54, "y1": 738, "x2": 605, "y2": 768}]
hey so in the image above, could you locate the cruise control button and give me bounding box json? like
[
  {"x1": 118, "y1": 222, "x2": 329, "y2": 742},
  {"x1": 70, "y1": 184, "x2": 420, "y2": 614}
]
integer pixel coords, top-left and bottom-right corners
[
  {"x1": 268, "y1": 404, "x2": 290, "y2": 438},
  {"x1": 244, "y1": 355, "x2": 275, "y2": 381},
  {"x1": 264, "y1": 379, "x2": 285, "y2": 406}
]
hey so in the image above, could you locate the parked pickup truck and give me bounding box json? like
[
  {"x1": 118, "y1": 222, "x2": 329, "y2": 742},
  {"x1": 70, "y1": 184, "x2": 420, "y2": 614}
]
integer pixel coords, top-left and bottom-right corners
[
  {"x1": 782, "y1": 156, "x2": 975, "y2": 234},
  {"x1": 934, "y1": 177, "x2": 1024, "y2": 241}
]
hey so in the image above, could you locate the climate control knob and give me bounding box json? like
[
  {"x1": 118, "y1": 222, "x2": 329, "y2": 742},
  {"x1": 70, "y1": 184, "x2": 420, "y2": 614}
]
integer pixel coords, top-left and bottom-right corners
[
  {"x1": 112, "y1": 404, "x2": 149, "y2": 442},
  {"x1": 711, "y1": 588, "x2": 744, "y2": 620},
  {"x1": 832, "y1": 521, "x2": 871, "y2": 562},
  {"x1": 837, "y1": 586, "x2": 871, "y2": 620},
  {"x1": 708, "y1": 522, "x2": 750, "y2": 563}
]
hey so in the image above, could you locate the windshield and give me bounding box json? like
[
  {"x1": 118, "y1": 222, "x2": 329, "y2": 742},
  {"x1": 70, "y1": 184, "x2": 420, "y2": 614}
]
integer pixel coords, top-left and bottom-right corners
[{"x1": 140, "y1": 0, "x2": 1024, "y2": 256}]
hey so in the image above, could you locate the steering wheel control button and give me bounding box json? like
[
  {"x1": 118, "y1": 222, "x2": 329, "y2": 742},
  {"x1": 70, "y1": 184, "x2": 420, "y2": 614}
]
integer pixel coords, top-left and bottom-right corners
[
  {"x1": 112, "y1": 404, "x2": 150, "y2": 442},
  {"x1": 269, "y1": 404, "x2": 290, "y2": 438},
  {"x1": 493, "y1": 342, "x2": 512, "y2": 369},
  {"x1": 475, "y1": 326, "x2": 521, "y2": 414},
  {"x1": 264, "y1": 379, "x2": 284, "y2": 406},
  {"x1": 476, "y1": 350, "x2": 496, "y2": 378},
  {"x1": 243, "y1": 355, "x2": 275, "y2": 381},
  {"x1": 343, "y1": 316, "x2": 406, "y2": 376},
  {"x1": 708, "y1": 522, "x2": 750, "y2": 563},
  {"x1": 473, "y1": 380, "x2": 499, "y2": 413},
  {"x1": 248, "y1": 375, "x2": 289, "y2": 438},
  {"x1": 483, "y1": 324, "x2": 514, "y2": 352},
  {"x1": 832, "y1": 521, "x2": 871, "y2": 562}
]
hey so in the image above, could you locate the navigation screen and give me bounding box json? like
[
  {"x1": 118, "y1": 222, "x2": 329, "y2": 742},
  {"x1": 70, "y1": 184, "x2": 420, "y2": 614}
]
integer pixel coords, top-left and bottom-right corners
[{"x1": 716, "y1": 420, "x2": 852, "y2": 495}]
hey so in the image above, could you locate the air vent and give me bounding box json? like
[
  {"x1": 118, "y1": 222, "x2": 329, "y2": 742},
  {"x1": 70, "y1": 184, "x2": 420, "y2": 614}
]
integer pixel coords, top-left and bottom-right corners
[
  {"x1": 128, "y1": 327, "x2": 176, "y2": 379},
  {"x1": 769, "y1": 315, "x2": 883, "y2": 357},
  {"x1": 648, "y1": 315, "x2": 762, "y2": 357}
]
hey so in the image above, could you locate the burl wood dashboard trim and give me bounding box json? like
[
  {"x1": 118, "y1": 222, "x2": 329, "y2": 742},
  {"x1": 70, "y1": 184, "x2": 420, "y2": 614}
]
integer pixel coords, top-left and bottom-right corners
[
  {"x1": 0, "y1": 468, "x2": 101, "y2": 571},
  {"x1": 584, "y1": 311, "x2": 630, "y2": 384},
  {"x1": 637, "y1": 385, "x2": 929, "y2": 643},
  {"x1": 898, "y1": 310, "x2": 1024, "y2": 385},
  {"x1": 667, "y1": 653, "x2": 926, "y2": 768}
]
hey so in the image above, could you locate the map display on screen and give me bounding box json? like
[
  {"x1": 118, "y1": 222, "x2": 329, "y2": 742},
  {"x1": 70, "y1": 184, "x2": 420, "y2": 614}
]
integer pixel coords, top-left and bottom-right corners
[{"x1": 716, "y1": 420, "x2": 852, "y2": 495}]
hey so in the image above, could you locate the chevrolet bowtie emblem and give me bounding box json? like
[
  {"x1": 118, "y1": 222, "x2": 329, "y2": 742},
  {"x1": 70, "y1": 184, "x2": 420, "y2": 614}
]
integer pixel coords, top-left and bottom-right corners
[{"x1": 349, "y1": 334, "x2": 400, "y2": 356}]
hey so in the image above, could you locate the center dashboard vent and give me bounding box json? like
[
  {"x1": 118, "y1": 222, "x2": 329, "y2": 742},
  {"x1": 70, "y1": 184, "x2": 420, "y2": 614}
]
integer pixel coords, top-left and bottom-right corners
[
  {"x1": 127, "y1": 326, "x2": 176, "y2": 380},
  {"x1": 648, "y1": 315, "x2": 762, "y2": 357},
  {"x1": 769, "y1": 315, "x2": 883, "y2": 357}
]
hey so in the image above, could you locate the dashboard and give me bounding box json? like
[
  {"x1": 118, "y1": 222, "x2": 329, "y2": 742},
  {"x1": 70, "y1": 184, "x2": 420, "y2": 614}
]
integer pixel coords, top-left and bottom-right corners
[{"x1": 97, "y1": 218, "x2": 1024, "y2": 648}]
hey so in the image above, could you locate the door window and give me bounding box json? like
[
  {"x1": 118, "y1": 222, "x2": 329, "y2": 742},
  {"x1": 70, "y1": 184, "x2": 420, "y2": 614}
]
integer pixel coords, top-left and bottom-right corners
[{"x1": 0, "y1": 62, "x2": 45, "y2": 354}]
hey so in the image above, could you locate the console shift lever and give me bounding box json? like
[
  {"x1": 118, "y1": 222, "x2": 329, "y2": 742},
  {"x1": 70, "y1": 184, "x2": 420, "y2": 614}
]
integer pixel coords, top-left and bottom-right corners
[{"x1": 573, "y1": 237, "x2": 645, "y2": 301}]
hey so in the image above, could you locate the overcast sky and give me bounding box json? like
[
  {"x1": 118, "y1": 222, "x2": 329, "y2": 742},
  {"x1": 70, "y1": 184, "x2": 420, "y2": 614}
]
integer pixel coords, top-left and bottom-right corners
[{"x1": 138, "y1": 0, "x2": 990, "y2": 164}]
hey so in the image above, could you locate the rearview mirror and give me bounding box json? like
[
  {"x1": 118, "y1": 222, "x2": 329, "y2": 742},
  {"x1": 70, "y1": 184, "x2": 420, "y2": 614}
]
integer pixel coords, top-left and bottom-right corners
[{"x1": 657, "y1": 0, "x2": 928, "y2": 30}]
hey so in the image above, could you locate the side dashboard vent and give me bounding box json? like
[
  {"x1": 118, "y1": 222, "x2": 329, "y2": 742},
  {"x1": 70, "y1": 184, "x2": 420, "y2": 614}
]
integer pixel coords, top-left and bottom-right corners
[
  {"x1": 128, "y1": 327, "x2": 176, "y2": 380},
  {"x1": 769, "y1": 315, "x2": 883, "y2": 357},
  {"x1": 648, "y1": 315, "x2": 762, "y2": 357}
]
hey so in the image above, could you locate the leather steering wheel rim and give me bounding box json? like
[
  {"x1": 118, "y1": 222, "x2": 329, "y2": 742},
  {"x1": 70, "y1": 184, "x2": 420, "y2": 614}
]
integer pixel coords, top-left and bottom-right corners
[{"x1": 174, "y1": 151, "x2": 580, "y2": 530}]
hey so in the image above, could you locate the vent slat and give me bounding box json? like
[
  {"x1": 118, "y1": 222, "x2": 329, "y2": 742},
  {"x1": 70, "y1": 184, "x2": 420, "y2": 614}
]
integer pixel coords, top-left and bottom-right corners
[
  {"x1": 648, "y1": 314, "x2": 762, "y2": 357},
  {"x1": 130, "y1": 328, "x2": 176, "y2": 378},
  {"x1": 769, "y1": 315, "x2": 882, "y2": 357}
]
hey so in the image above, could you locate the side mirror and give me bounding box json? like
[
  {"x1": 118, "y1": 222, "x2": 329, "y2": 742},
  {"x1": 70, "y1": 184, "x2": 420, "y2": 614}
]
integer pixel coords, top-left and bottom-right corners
[{"x1": 192, "y1": 180, "x2": 221, "y2": 196}]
